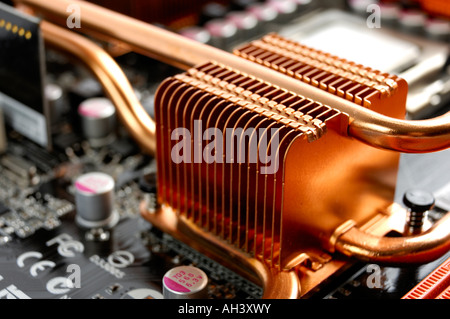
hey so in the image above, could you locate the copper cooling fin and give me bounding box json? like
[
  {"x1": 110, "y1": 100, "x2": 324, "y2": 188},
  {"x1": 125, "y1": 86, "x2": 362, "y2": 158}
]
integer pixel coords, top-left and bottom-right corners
[
  {"x1": 154, "y1": 62, "x2": 346, "y2": 271},
  {"x1": 234, "y1": 33, "x2": 408, "y2": 114}
]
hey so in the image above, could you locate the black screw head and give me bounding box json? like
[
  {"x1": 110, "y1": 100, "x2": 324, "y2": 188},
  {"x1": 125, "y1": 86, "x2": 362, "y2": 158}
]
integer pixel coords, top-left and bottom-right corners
[{"x1": 403, "y1": 189, "x2": 435, "y2": 213}]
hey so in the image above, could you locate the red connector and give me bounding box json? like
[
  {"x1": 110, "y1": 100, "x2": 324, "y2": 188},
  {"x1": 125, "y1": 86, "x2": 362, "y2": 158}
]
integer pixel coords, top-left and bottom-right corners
[{"x1": 403, "y1": 257, "x2": 450, "y2": 299}]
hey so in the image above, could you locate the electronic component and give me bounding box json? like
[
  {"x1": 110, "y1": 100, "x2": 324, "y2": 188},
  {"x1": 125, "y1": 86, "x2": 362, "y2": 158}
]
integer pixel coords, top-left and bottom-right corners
[
  {"x1": 0, "y1": 2, "x2": 50, "y2": 147},
  {"x1": 0, "y1": 177, "x2": 73, "y2": 239},
  {"x1": 163, "y1": 265, "x2": 209, "y2": 299},
  {"x1": 403, "y1": 256, "x2": 450, "y2": 299},
  {"x1": 74, "y1": 172, "x2": 119, "y2": 229},
  {"x1": 78, "y1": 97, "x2": 117, "y2": 147},
  {"x1": 247, "y1": 2, "x2": 279, "y2": 31},
  {"x1": 200, "y1": 2, "x2": 230, "y2": 26},
  {"x1": 45, "y1": 83, "x2": 66, "y2": 125},
  {"x1": 205, "y1": 18, "x2": 238, "y2": 50},
  {"x1": 226, "y1": 11, "x2": 259, "y2": 42},
  {"x1": 266, "y1": 0, "x2": 298, "y2": 22},
  {"x1": 0, "y1": 154, "x2": 38, "y2": 186}
]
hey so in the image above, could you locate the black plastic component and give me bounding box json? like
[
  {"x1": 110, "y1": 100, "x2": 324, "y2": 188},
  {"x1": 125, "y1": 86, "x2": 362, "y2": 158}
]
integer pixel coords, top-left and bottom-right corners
[
  {"x1": 0, "y1": 3, "x2": 50, "y2": 147},
  {"x1": 108, "y1": 137, "x2": 140, "y2": 159},
  {"x1": 0, "y1": 3, "x2": 44, "y2": 112},
  {"x1": 53, "y1": 132, "x2": 83, "y2": 152}
]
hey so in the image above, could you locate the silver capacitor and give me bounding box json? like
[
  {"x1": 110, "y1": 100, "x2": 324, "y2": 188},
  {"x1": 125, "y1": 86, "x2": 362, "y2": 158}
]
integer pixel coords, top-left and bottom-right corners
[
  {"x1": 74, "y1": 172, "x2": 119, "y2": 229},
  {"x1": 399, "y1": 9, "x2": 426, "y2": 34},
  {"x1": 205, "y1": 18, "x2": 238, "y2": 50},
  {"x1": 226, "y1": 10, "x2": 259, "y2": 41},
  {"x1": 162, "y1": 265, "x2": 209, "y2": 299},
  {"x1": 246, "y1": 3, "x2": 279, "y2": 33},
  {"x1": 78, "y1": 97, "x2": 116, "y2": 147},
  {"x1": 45, "y1": 83, "x2": 66, "y2": 125},
  {"x1": 266, "y1": 0, "x2": 298, "y2": 22}
]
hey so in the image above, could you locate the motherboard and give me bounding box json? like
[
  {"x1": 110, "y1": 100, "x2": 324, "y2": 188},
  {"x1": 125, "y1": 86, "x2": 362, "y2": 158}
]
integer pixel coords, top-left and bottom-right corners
[{"x1": 0, "y1": 0, "x2": 450, "y2": 302}]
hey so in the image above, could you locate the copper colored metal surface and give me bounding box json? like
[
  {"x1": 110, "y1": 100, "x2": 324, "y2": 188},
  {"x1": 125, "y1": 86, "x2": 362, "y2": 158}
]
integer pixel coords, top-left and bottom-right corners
[
  {"x1": 234, "y1": 33, "x2": 408, "y2": 111},
  {"x1": 15, "y1": 0, "x2": 450, "y2": 153},
  {"x1": 40, "y1": 21, "x2": 157, "y2": 155},
  {"x1": 140, "y1": 203, "x2": 301, "y2": 299},
  {"x1": 333, "y1": 206, "x2": 450, "y2": 264},
  {"x1": 152, "y1": 61, "x2": 403, "y2": 272}
]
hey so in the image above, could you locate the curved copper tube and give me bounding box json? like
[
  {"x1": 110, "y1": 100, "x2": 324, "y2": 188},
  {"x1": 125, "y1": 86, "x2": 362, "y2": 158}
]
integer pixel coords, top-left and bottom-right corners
[
  {"x1": 15, "y1": 0, "x2": 450, "y2": 153},
  {"x1": 333, "y1": 212, "x2": 450, "y2": 264},
  {"x1": 40, "y1": 21, "x2": 157, "y2": 155}
]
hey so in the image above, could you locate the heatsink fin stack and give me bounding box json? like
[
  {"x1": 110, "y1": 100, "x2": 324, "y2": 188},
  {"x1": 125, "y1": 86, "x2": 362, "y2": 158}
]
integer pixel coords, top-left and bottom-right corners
[
  {"x1": 154, "y1": 35, "x2": 407, "y2": 271},
  {"x1": 234, "y1": 33, "x2": 407, "y2": 116},
  {"x1": 155, "y1": 61, "x2": 347, "y2": 270}
]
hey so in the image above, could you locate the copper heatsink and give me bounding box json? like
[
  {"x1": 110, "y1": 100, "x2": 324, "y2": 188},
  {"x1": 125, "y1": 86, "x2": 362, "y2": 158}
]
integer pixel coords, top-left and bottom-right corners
[{"x1": 152, "y1": 54, "x2": 406, "y2": 273}]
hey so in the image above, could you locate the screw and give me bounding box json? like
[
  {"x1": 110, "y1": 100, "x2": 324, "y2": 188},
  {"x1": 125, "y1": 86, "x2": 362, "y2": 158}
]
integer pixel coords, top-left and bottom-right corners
[{"x1": 402, "y1": 189, "x2": 435, "y2": 235}]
